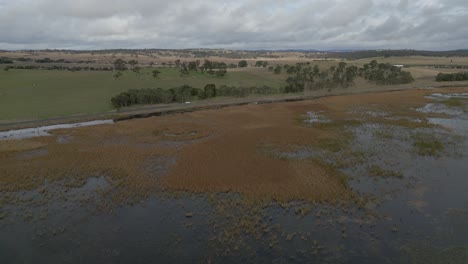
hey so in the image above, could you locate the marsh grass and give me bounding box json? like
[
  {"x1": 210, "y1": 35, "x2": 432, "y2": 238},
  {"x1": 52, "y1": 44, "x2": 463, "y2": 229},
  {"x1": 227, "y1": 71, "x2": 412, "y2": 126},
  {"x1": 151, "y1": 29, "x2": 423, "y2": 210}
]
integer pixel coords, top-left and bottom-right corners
[
  {"x1": 332, "y1": 150, "x2": 369, "y2": 169},
  {"x1": 317, "y1": 138, "x2": 352, "y2": 153},
  {"x1": 373, "y1": 129, "x2": 394, "y2": 139},
  {"x1": 0, "y1": 139, "x2": 46, "y2": 153},
  {"x1": 372, "y1": 117, "x2": 435, "y2": 129},
  {"x1": 440, "y1": 98, "x2": 466, "y2": 108},
  {"x1": 411, "y1": 132, "x2": 445, "y2": 156},
  {"x1": 367, "y1": 165, "x2": 403, "y2": 179},
  {"x1": 311, "y1": 119, "x2": 362, "y2": 129}
]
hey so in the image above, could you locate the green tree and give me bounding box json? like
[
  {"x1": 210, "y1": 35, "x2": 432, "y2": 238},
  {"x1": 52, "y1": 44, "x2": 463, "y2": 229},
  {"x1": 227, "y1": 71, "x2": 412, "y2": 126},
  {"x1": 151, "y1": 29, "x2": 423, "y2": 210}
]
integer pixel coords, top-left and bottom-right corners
[
  {"x1": 152, "y1": 69, "x2": 161, "y2": 78},
  {"x1": 273, "y1": 65, "x2": 282, "y2": 74},
  {"x1": 202, "y1": 59, "x2": 213, "y2": 72},
  {"x1": 238, "y1": 60, "x2": 248, "y2": 67},
  {"x1": 179, "y1": 64, "x2": 189, "y2": 76},
  {"x1": 203, "y1": 84, "x2": 217, "y2": 98},
  {"x1": 114, "y1": 71, "x2": 123, "y2": 79},
  {"x1": 132, "y1": 66, "x2": 141, "y2": 74},
  {"x1": 216, "y1": 69, "x2": 227, "y2": 77},
  {"x1": 188, "y1": 61, "x2": 198, "y2": 71},
  {"x1": 128, "y1": 60, "x2": 138, "y2": 67},
  {"x1": 113, "y1": 59, "x2": 127, "y2": 71}
]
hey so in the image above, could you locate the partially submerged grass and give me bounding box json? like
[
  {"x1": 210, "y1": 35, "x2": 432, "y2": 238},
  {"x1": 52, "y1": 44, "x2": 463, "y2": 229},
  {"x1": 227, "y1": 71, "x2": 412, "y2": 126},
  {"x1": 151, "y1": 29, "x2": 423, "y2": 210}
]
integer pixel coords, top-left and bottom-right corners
[
  {"x1": 440, "y1": 98, "x2": 466, "y2": 108},
  {"x1": 411, "y1": 132, "x2": 445, "y2": 157},
  {"x1": 371, "y1": 117, "x2": 435, "y2": 129},
  {"x1": 332, "y1": 150, "x2": 369, "y2": 169},
  {"x1": 373, "y1": 129, "x2": 394, "y2": 139},
  {"x1": 367, "y1": 165, "x2": 403, "y2": 179},
  {"x1": 317, "y1": 138, "x2": 352, "y2": 153},
  {"x1": 310, "y1": 119, "x2": 362, "y2": 130}
]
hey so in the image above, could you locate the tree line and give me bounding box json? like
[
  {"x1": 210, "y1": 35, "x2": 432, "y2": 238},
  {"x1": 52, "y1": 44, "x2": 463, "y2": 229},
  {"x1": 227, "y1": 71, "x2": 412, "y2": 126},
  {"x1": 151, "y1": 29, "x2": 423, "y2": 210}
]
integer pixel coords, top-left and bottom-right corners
[
  {"x1": 111, "y1": 58, "x2": 244, "y2": 78},
  {"x1": 360, "y1": 60, "x2": 414, "y2": 85},
  {"x1": 0, "y1": 57, "x2": 14, "y2": 64},
  {"x1": 3, "y1": 65, "x2": 113, "y2": 72},
  {"x1": 0, "y1": 57, "x2": 99, "y2": 64},
  {"x1": 110, "y1": 84, "x2": 279, "y2": 109},
  {"x1": 174, "y1": 59, "x2": 229, "y2": 76},
  {"x1": 275, "y1": 60, "x2": 414, "y2": 93},
  {"x1": 435, "y1": 72, "x2": 468, "y2": 82}
]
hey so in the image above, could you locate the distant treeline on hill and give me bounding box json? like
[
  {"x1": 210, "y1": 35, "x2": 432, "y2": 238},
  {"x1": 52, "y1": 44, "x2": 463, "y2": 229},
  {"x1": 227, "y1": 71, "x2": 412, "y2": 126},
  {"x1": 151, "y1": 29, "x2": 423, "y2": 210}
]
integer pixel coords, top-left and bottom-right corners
[
  {"x1": 435, "y1": 72, "x2": 468, "y2": 82},
  {"x1": 35, "y1": 58, "x2": 71, "y2": 63},
  {"x1": 0, "y1": 57, "x2": 14, "y2": 64},
  {"x1": 16, "y1": 49, "x2": 281, "y2": 59},
  {"x1": 110, "y1": 84, "x2": 279, "y2": 109},
  {"x1": 312, "y1": 49, "x2": 468, "y2": 59},
  {"x1": 0, "y1": 57, "x2": 99, "y2": 64},
  {"x1": 3, "y1": 65, "x2": 112, "y2": 71}
]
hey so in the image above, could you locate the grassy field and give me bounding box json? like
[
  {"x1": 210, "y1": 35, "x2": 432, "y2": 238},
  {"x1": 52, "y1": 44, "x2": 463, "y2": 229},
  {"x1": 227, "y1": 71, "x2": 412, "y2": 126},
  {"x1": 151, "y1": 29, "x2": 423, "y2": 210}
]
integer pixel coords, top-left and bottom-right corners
[{"x1": 0, "y1": 67, "x2": 285, "y2": 120}]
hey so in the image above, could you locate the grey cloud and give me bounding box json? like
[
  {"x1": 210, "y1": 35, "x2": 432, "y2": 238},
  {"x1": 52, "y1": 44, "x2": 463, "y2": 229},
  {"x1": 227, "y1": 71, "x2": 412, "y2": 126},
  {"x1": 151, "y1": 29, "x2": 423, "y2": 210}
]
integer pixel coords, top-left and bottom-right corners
[{"x1": 0, "y1": 0, "x2": 467, "y2": 50}]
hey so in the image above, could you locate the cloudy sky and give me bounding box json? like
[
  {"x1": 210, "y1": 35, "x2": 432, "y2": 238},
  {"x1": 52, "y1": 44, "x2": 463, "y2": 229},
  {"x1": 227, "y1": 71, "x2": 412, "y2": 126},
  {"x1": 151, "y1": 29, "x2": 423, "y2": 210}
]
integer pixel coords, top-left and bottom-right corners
[{"x1": 0, "y1": 0, "x2": 467, "y2": 50}]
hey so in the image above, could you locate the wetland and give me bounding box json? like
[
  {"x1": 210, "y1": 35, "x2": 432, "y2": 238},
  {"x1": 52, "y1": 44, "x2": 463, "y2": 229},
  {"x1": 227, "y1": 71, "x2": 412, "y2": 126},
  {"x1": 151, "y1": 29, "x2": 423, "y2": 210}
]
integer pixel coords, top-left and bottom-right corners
[{"x1": 1, "y1": 87, "x2": 468, "y2": 263}]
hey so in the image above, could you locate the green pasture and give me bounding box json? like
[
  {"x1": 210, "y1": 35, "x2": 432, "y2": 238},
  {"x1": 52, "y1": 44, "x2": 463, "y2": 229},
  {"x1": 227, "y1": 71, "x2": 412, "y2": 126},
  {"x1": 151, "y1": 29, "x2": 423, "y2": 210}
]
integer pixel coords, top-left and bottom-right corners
[{"x1": 0, "y1": 67, "x2": 284, "y2": 120}]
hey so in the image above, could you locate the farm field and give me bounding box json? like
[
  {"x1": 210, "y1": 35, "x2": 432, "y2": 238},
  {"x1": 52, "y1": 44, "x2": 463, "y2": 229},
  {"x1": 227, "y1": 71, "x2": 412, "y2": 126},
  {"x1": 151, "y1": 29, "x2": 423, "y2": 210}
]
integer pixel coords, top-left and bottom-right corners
[
  {"x1": 0, "y1": 67, "x2": 284, "y2": 121},
  {"x1": 1, "y1": 54, "x2": 468, "y2": 122},
  {"x1": 0, "y1": 87, "x2": 467, "y2": 263}
]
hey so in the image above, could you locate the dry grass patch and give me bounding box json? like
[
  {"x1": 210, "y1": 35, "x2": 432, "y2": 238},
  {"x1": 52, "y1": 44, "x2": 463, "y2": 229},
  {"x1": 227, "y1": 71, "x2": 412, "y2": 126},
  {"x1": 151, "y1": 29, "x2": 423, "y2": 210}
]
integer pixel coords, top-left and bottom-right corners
[{"x1": 0, "y1": 139, "x2": 46, "y2": 153}]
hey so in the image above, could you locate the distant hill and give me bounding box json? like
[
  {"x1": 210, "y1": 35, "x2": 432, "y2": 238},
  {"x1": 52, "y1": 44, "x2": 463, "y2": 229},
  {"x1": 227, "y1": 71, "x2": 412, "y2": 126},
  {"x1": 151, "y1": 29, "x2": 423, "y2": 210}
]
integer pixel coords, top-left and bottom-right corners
[
  {"x1": 3, "y1": 48, "x2": 468, "y2": 59},
  {"x1": 321, "y1": 49, "x2": 468, "y2": 59}
]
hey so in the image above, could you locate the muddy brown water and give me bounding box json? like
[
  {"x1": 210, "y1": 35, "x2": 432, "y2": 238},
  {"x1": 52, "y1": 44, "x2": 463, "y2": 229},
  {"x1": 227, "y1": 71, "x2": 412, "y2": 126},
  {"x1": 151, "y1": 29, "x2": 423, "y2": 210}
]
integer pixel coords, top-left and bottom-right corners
[{"x1": 0, "y1": 91, "x2": 467, "y2": 263}]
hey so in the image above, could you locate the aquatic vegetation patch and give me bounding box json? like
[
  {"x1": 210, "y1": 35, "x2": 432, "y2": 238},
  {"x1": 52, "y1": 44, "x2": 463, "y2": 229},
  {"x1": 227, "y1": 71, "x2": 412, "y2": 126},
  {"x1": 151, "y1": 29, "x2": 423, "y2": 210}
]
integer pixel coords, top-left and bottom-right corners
[
  {"x1": 411, "y1": 132, "x2": 445, "y2": 157},
  {"x1": 367, "y1": 165, "x2": 403, "y2": 179},
  {"x1": 440, "y1": 98, "x2": 466, "y2": 108},
  {"x1": 310, "y1": 119, "x2": 362, "y2": 130},
  {"x1": 316, "y1": 137, "x2": 353, "y2": 153},
  {"x1": 372, "y1": 129, "x2": 394, "y2": 139},
  {"x1": 367, "y1": 115, "x2": 436, "y2": 129}
]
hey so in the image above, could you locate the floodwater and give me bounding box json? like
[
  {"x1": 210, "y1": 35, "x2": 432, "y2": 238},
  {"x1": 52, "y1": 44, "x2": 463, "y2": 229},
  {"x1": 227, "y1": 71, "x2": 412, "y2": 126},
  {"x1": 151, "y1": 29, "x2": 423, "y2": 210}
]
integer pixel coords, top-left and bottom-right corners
[
  {"x1": 0, "y1": 120, "x2": 114, "y2": 140},
  {"x1": 0, "y1": 94, "x2": 467, "y2": 263}
]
